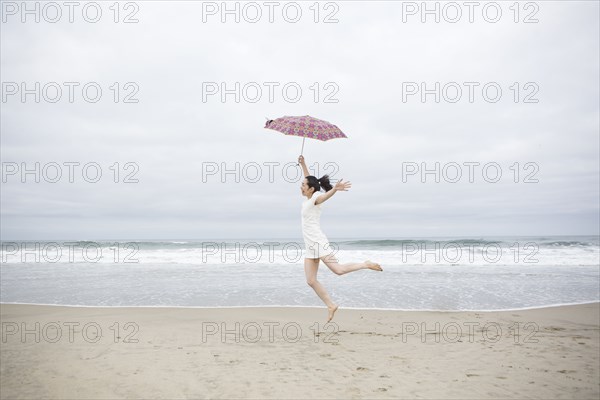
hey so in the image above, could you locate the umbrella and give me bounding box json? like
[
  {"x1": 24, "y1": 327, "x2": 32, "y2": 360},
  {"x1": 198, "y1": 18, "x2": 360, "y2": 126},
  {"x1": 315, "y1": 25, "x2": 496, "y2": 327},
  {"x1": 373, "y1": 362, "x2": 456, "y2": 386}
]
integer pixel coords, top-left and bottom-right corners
[{"x1": 264, "y1": 115, "x2": 347, "y2": 164}]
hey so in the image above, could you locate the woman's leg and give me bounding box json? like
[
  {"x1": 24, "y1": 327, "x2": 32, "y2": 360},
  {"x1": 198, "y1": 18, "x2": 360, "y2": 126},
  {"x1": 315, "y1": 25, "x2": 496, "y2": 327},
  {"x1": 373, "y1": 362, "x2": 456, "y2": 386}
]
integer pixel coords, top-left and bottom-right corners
[
  {"x1": 320, "y1": 253, "x2": 383, "y2": 275},
  {"x1": 304, "y1": 257, "x2": 338, "y2": 322}
]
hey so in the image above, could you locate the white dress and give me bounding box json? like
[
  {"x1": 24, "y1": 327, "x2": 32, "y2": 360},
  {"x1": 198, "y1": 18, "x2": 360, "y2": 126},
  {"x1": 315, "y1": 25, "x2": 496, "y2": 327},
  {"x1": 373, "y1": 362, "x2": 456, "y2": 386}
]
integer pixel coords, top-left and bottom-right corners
[{"x1": 301, "y1": 191, "x2": 334, "y2": 259}]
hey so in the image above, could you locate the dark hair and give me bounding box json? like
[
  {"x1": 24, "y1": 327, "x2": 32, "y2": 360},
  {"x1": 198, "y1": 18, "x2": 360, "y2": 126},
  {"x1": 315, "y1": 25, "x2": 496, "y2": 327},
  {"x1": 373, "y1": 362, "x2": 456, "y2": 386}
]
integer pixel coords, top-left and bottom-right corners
[{"x1": 306, "y1": 175, "x2": 333, "y2": 193}]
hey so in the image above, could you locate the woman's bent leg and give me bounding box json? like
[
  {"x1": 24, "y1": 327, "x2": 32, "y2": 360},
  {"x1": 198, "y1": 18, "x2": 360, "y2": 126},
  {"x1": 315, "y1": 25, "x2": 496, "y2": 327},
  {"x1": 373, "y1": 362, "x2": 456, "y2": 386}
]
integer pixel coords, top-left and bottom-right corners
[{"x1": 320, "y1": 253, "x2": 382, "y2": 275}]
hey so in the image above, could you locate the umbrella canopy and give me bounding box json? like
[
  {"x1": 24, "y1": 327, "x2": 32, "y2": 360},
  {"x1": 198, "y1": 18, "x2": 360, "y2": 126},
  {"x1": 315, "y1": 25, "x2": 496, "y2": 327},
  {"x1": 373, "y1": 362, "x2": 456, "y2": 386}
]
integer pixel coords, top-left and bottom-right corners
[
  {"x1": 264, "y1": 115, "x2": 348, "y2": 161},
  {"x1": 264, "y1": 115, "x2": 347, "y2": 141}
]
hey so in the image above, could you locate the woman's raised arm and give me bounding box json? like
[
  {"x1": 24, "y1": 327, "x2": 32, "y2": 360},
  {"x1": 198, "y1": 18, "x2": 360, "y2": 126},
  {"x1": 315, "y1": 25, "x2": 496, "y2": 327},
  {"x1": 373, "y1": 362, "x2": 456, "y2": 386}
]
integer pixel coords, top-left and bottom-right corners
[
  {"x1": 315, "y1": 179, "x2": 352, "y2": 205},
  {"x1": 298, "y1": 155, "x2": 310, "y2": 177}
]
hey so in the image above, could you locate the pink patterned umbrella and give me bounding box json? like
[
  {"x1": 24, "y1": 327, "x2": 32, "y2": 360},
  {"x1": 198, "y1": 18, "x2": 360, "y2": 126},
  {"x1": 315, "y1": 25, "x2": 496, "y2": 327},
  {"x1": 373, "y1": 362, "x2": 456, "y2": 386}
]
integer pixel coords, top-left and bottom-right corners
[{"x1": 264, "y1": 115, "x2": 347, "y2": 160}]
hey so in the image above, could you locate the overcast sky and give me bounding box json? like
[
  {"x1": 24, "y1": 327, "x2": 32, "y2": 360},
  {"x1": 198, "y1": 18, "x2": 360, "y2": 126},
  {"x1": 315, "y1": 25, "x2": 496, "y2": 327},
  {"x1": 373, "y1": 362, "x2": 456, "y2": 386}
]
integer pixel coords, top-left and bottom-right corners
[{"x1": 1, "y1": 0, "x2": 598, "y2": 240}]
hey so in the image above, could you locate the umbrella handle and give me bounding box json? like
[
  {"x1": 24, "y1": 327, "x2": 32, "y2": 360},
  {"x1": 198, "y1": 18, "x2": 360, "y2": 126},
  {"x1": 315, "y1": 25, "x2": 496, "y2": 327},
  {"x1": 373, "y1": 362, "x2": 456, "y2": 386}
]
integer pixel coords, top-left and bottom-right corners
[{"x1": 297, "y1": 137, "x2": 306, "y2": 166}]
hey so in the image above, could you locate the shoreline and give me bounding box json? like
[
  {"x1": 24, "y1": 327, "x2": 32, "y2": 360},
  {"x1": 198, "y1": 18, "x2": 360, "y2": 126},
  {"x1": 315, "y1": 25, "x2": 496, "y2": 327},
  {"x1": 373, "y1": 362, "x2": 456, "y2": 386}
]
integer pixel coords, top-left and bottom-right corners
[
  {"x1": 2, "y1": 302, "x2": 599, "y2": 399},
  {"x1": 1, "y1": 300, "x2": 599, "y2": 312}
]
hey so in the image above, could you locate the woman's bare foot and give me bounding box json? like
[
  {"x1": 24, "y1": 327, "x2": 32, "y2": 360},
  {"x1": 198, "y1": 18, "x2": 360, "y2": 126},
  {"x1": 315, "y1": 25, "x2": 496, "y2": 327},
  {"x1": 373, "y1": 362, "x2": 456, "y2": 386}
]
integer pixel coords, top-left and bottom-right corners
[
  {"x1": 327, "y1": 304, "x2": 339, "y2": 322},
  {"x1": 365, "y1": 260, "x2": 383, "y2": 271}
]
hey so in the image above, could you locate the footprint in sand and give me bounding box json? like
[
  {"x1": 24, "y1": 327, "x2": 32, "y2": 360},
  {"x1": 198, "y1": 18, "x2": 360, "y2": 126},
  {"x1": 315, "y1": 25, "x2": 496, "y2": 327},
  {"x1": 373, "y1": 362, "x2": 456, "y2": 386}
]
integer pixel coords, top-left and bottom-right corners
[{"x1": 545, "y1": 326, "x2": 566, "y2": 331}]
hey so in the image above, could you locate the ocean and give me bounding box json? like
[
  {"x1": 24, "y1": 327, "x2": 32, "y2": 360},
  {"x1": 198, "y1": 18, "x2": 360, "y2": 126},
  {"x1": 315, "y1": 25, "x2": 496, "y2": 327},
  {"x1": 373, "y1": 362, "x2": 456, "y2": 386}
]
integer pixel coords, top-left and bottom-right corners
[{"x1": 1, "y1": 236, "x2": 598, "y2": 311}]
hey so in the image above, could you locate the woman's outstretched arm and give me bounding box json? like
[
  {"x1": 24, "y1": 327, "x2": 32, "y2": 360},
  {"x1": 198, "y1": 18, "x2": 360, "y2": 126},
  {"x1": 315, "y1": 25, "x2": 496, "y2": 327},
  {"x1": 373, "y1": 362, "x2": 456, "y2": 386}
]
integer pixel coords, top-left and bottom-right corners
[
  {"x1": 298, "y1": 155, "x2": 310, "y2": 177},
  {"x1": 315, "y1": 179, "x2": 352, "y2": 205}
]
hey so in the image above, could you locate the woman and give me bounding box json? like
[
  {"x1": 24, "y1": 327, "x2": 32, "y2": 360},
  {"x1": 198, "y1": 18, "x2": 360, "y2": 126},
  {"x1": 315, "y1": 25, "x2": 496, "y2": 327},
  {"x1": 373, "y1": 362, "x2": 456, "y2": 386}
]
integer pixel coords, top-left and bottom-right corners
[{"x1": 298, "y1": 155, "x2": 382, "y2": 323}]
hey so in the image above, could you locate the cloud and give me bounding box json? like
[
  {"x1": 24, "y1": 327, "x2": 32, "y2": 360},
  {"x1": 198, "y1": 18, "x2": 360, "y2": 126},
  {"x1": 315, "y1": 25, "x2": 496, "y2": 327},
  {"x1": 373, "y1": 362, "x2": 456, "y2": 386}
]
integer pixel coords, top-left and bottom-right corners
[{"x1": 1, "y1": 1, "x2": 598, "y2": 239}]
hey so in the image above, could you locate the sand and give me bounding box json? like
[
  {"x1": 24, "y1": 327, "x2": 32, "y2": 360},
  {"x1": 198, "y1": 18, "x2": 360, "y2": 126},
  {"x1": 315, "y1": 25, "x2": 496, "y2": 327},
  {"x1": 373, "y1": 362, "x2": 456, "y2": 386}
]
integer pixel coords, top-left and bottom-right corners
[{"x1": 1, "y1": 302, "x2": 599, "y2": 399}]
